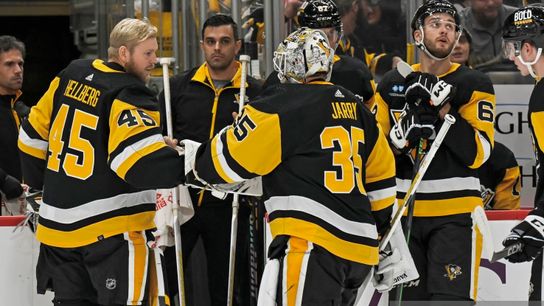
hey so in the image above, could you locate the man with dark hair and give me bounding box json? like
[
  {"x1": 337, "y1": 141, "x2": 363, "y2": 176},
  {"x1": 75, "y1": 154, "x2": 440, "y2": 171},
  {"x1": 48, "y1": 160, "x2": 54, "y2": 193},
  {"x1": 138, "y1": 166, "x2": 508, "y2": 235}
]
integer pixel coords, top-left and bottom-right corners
[
  {"x1": 159, "y1": 14, "x2": 262, "y2": 306},
  {"x1": 0, "y1": 35, "x2": 26, "y2": 206},
  {"x1": 372, "y1": 0, "x2": 495, "y2": 302}
]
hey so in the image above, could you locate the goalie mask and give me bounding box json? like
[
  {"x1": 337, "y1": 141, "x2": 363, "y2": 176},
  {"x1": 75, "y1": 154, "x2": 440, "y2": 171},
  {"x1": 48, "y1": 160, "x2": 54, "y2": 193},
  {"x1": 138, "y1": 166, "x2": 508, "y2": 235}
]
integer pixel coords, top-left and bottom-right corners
[
  {"x1": 273, "y1": 27, "x2": 334, "y2": 84},
  {"x1": 502, "y1": 5, "x2": 544, "y2": 79},
  {"x1": 411, "y1": 0, "x2": 462, "y2": 61}
]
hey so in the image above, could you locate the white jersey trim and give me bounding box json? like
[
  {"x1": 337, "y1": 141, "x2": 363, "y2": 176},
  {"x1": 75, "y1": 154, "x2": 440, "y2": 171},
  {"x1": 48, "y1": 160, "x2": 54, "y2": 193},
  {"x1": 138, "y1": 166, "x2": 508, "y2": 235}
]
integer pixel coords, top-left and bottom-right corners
[
  {"x1": 215, "y1": 134, "x2": 245, "y2": 182},
  {"x1": 265, "y1": 195, "x2": 378, "y2": 240},
  {"x1": 110, "y1": 134, "x2": 164, "y2": 173},
  {"x1": 367, "y1": 186, "x2": 396, "y2": 202},
  {"x1": 39, "y1": 190, "x2": 156, "y2": 224},
  {"x1": 396, "y1": 176, "x2": 480, "y2": 194},
  {"x1": 477, "y1": 130, "x2": 492, "y2": 164},
  {"x1": 19, "y1": 128, "x2": 48, "y2": 151}
]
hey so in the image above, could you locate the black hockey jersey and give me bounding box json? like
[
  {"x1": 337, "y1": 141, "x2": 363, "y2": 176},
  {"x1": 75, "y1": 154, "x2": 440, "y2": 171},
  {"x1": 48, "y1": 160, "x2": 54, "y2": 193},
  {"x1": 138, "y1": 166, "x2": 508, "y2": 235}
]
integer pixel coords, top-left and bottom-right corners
[
  {"x1": 373, "y1": 63, "x2": 496, "y2": 217},
  {"x1": 528, "y1": 81, "x2": 544, "y2": 217},
  {"x1": 18, "y1": 59, "x2": 184, "y2": 248},
  {"x1": 478, "y1": 141, "x2": 520, "y2": 210},
  {"x1": 193, "y1": 82, "x2": 397, "y2": 265}
]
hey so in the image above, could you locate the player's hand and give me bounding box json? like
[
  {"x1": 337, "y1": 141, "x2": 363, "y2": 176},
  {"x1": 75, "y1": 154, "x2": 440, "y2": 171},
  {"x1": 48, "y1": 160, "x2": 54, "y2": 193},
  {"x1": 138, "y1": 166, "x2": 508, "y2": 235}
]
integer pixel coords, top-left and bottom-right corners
[
  {"x1": 405, "y1": 72, "x2": 438, "y2": 107},
  {"x1": 0, "y1": 172, "x2": 24, "y2": 200},
  {"x1": 405, "y1": 72, "x2": 455, "y2": 110},
  {"x1": 373, "y1": 248, "x2": 402, "y2": 293},
  {"x1": 502, "y1": 214, "x2": 544, "y2": 263},
  {"x1": 163, "y1": 136, "x2": 178, "y2": 149},
  {"x1": 390, "y1": 109, "x2": 420, "y2": 152}
]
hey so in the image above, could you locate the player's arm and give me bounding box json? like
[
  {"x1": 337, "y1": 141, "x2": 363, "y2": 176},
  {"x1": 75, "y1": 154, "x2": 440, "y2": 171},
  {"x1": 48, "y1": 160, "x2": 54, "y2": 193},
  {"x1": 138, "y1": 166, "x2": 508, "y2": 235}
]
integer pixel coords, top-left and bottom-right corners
[
  {"x1": 108, "y1": 85, "x2": 184, "y2": 189},
  {"x1": 492, "y1": 143, "x2": 521, "y2": 210},
  {"x1": 371, "y1": 86, "x2": 392, "y2": 134},
  {"x1": 193, "y1": 104, "x2": 283, "y2": 184},
  {"x1": 363, "y1": 110, "x2": 396, "y2": 235},
  {"x1": 440, "y1": 76, "x2": 495, "y2": 169},
  {"x1": 17, "y1": 76, "x2": 60, "y2": 190}
]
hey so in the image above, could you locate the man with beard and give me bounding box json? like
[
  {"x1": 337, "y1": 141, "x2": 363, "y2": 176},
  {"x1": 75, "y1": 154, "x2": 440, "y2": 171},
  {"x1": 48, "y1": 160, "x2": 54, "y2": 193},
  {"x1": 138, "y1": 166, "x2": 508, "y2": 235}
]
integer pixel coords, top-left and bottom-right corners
[
  {"x1": 159, "y1": 14, "x2": 261, "y2": 306},
  {"x1": 18, "y1": 18, "x2": 186, "y2": 305},
  {"x1": 0, "y1": 36, "x2": 25, "y2": 205},
  {"x1": 371, "y1": 0, "x2": 495, "y2": 302},
  {"x1": 460, "y1": 0, "x2": 516, "y2": 67}
]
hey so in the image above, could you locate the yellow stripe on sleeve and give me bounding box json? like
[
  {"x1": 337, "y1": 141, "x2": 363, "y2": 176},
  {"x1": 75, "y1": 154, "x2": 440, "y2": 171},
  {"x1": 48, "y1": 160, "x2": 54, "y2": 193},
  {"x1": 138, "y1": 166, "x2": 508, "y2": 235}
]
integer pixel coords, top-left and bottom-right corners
[
  {"x1": 224, "y1": 105, "x2": 282, "y2": 176},
  {"x1": 531, "y1": 111, "x2": 544, "y2": 153},
  {"x1": 28, "y1": 77, "x2": 60, "y2": 140},
  {"x1": 109, "y1": 99, "x2": 161, "y2": 154}
]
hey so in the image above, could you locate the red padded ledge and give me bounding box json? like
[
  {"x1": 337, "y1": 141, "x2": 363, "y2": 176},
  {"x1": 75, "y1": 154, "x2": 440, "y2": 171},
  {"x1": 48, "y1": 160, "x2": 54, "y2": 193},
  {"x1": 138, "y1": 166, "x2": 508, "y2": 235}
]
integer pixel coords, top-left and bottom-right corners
[
  {"x1": 486, "y1": 209, "x2": 531, "y2": 221},
  {"x1": 0, "y1": 215, "x2": 25, "y2": 226}
]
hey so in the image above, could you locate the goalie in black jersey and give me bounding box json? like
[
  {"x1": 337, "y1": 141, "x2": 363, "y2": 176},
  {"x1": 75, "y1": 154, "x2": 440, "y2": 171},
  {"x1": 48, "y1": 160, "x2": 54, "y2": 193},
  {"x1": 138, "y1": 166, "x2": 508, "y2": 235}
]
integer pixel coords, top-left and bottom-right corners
[
  {"x1": 502, "y1": 4, "x2": 544, "y2": 301},
  {"x1": 180, "y1": 27, "x2": 402, "y2": 305},
  {"x1": 372, "y1": 0, "x2": 496, "y2": 302},
  {"x1": 18, "y1": 18, "x2": 185, "y2": 306}
]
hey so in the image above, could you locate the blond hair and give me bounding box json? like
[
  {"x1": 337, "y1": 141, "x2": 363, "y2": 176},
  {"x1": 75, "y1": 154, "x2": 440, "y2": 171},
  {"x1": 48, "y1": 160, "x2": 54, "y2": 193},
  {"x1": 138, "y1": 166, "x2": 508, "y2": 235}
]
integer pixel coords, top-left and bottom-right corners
[{"x1": 108, "y1": 18, "x2": 158, "y2": 60}]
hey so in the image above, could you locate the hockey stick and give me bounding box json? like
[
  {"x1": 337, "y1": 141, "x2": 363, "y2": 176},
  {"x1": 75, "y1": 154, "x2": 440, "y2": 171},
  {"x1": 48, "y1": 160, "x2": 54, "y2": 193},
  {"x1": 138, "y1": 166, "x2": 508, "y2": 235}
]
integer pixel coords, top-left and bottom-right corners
[
  {"x1": 380, "y1": 113, "x2": 456, "y2": 251},
  {"x1": 491, "y1": 242, "x2": 523, "y2": 262},
  {"x1": 227, "y1": 54, "x2": 251, "y2": 306},
  {"x1": 159, "y1": 57, "x2": 186, "y2": 306}
]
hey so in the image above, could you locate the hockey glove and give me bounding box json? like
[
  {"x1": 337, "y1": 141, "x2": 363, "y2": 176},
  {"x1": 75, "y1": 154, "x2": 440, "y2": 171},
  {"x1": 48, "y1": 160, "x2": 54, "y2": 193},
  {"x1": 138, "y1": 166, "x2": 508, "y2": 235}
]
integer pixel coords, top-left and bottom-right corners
[
  {"x1": 390, "y1": 109, "x2": 422, "y2": 152},
  {"x1": 405, "y1": 72, "x2": 455, "y2": 110},
  {"x1": 0, "y1": 169, "x2": 23, "y2": 200},
  {"x1": 502, "y1": 214, "x2": 544, "y2": 263},
  {"x1": 373, "y1": 248, "x2": 402, "y2": 293}
]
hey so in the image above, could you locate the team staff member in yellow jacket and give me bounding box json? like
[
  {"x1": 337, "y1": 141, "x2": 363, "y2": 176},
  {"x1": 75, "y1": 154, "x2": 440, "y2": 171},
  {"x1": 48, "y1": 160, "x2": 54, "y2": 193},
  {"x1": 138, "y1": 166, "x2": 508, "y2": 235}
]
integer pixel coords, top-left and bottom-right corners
[
  {"x1": 159, "y1": 14, "x2": 262, "y2": 306},
  {"x1": 18, "y1": 18, "x2": 185, "y2": 306},
  {"x1": 372, "y1": 0, "x2": 495, "y2": 302}
]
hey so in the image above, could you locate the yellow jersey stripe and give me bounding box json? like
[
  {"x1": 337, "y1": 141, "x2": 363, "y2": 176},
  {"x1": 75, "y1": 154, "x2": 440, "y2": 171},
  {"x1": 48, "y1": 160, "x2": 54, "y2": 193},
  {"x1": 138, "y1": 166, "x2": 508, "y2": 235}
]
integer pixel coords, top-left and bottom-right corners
[
  {"x1": 18, "y1": 129, "x2": 48, "y2": 159},
  {"x1": 269, "y1": 218, "x2": 379, "y2": 265},
  {"x1": 210, "y1": 135, "x2": 237, "y2": 183},
  {"x1": 36, "y1": 211, "x2": 155, "y2": 247},
  {"x1": 28, "y1": 77, "x2": 59, "y2": 140},
  {"x1": 400, "y1": 197, "x2": 482, "y2": 217},
  {"x1": 92, "y1": 59, "x2": 124, "y2": 73},
  {"x1": 286, "y1": 237, "x2": 309, "y2": 306}
]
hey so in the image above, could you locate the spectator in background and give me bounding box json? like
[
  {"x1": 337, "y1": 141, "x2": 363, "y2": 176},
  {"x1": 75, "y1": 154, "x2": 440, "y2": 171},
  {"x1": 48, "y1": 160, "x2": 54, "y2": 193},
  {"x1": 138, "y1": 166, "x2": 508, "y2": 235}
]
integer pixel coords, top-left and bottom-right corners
[
  {"x1": 356, "y1": 0, "x2": 405, "y2": 58},
  {"x1": 335, "y1": 0, "x2": 364, "y2": 58},
  {"x1": 0, "y1": 35, "x2": 25, "y2": 203},
  {"x1": 460, "y1": 0, "x2": 517, "y2": 68},
  {"x1": 450, "y1": 28, "x2": 472, "y2": 66},
  {"x1": 478, "y1": 141, "x2": 521, "y2": 210}
]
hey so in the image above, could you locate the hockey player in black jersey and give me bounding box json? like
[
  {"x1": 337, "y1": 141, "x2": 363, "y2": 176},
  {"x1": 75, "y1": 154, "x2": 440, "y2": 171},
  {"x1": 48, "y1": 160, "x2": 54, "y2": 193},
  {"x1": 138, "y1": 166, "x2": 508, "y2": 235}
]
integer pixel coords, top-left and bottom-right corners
[
  {"x1": 18, "y1": 18, "x2": 185, "y2": 306},
  {"x1": 372, "y1": 0, "x2": 495, "y2": 302},
  {"x1": 262, "y1": 0, "x2": 375, "y2": 105},
  {"x1": 502, "y1": 4, "x2": 544, "y2": 300},
  {"x1": 180, "y1": 27, "x2": 400, "y2": 305}
]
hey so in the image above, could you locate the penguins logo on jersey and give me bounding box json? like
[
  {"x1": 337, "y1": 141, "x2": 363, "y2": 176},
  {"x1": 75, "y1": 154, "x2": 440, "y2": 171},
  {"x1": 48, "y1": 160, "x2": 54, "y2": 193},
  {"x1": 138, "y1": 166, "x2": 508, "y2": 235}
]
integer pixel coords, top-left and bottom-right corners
[{"x1": 444, "y1": 264, "x2": 462, "y2": 281}]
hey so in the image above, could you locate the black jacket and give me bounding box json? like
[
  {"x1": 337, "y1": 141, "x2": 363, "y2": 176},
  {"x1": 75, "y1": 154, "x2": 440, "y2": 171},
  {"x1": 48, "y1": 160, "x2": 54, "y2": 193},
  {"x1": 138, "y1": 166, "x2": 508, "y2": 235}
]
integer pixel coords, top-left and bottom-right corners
[
  {"x1": 0, "y1": 90, "x2": 23, "y2": 180},
  {"x1": 159, "y1": 62, "x2": 262, "y2": 205}
]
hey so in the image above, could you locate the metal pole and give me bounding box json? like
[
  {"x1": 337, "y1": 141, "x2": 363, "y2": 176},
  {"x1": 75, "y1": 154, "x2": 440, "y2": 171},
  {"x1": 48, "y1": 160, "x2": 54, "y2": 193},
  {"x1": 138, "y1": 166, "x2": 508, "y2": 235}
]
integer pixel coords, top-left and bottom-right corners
[
  {"x1": 231, "y1": 0, "x2": 242, "y2": 40},
  {"x1": 181, "y1": 0, "x2": 189, "y2": 70},
  {"x1": 141, "y1": 0, "x2": 149, "y2": 19},
  {"x1": 172, "y1": 0, "x2": 180, "y2": 73},
  {"x1": 199, "y1": 0, "x2": 208, "y2": 64},
  {"x1": 405, "y1": 0, "x2": 424, "y2": 64},
  {"x1": 264, "y1": 0, "x2": 286, "y2": 77}
]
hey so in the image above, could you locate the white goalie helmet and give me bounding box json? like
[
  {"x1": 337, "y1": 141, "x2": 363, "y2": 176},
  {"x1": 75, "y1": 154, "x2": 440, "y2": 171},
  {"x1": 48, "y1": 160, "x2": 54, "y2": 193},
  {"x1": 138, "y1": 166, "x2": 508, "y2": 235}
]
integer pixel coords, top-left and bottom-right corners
[{"x1": 273, "y1": 27, "x2": 334, "y2": 84}]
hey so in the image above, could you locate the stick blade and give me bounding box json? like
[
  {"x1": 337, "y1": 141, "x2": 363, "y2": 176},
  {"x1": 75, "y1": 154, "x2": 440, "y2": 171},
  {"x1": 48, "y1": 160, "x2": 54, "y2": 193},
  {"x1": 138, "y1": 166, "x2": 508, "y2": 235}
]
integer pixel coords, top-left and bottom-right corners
[
  {"x1": 397, "y1": 60, "x2": 413, "y2": 78},
  {"x1": 490, "y1": 242, "x2": 523, "y2": 262}
]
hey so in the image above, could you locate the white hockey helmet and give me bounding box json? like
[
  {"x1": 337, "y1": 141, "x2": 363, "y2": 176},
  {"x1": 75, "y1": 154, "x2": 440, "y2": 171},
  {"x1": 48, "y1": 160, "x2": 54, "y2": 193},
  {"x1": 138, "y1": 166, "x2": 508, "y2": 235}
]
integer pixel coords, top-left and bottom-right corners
[{"x1": 273, "y1": 27, "x2": 334, "y2": 84}]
